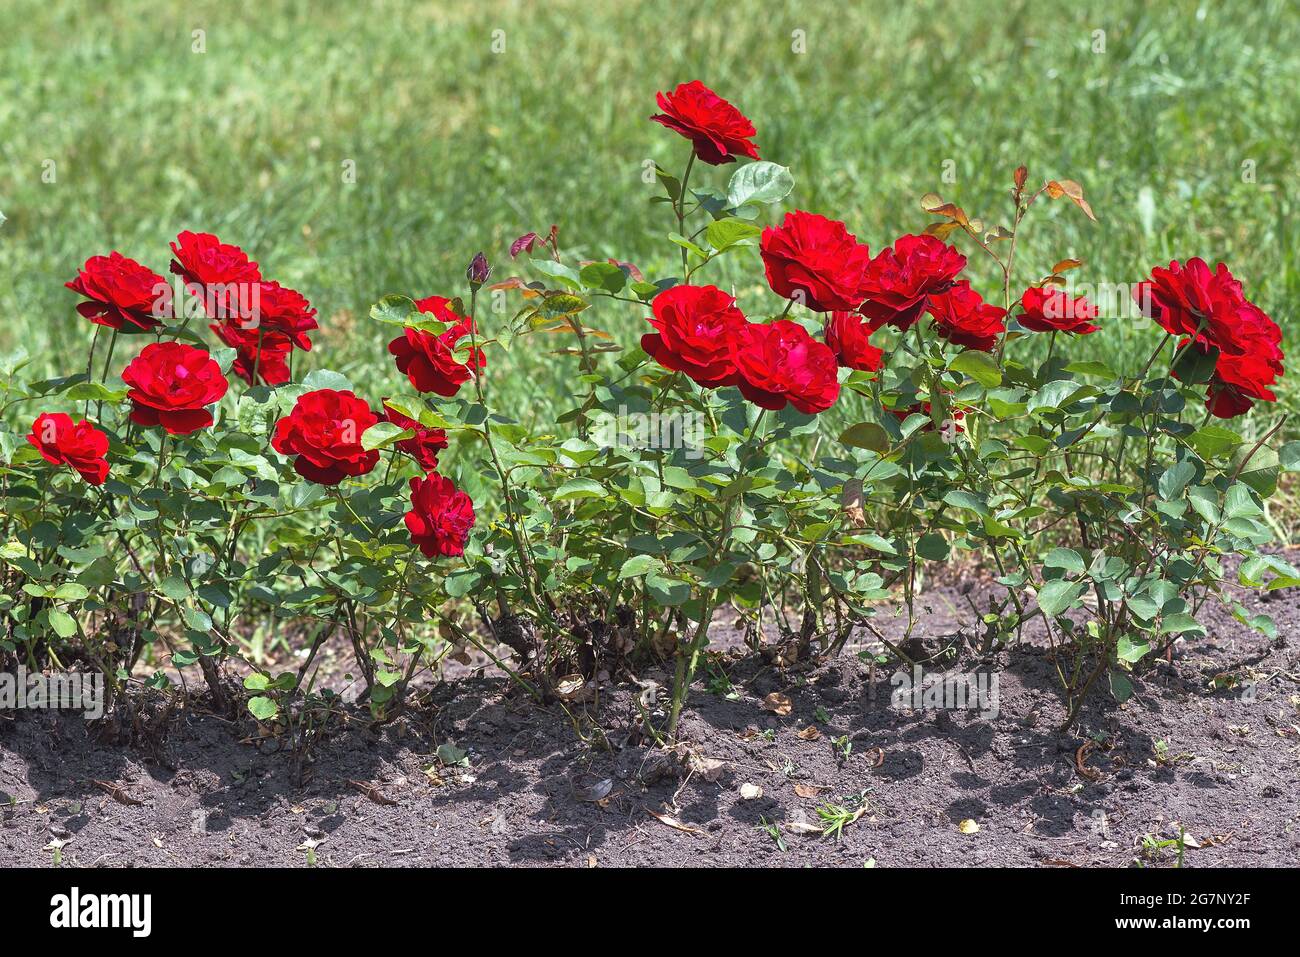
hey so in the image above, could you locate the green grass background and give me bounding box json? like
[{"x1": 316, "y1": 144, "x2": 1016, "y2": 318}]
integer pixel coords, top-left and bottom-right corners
[{"x1": 2, "y1": 0, "x2": 1297, "y2": 433}]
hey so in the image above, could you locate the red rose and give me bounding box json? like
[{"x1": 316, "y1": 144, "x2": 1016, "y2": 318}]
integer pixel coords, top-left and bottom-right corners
[
  {"x1": 121, "y1": 342, "x2": 229, "y2": 435},
  {"x1": 169, "y1": 230, "x2": 261, "y2": 290},
  {"x1": 733, "y1": 319, "x2": 841, "y2": 414},
  {"x1": 824, "y1": 312, "x2": 883, "y2": 372},
  {"x1": 405, "y1": 474, "x2": 476, "y2": 558},
  {"x1": 650, "y1": 80, "x2": 760, "y2": 166},
  {"x1": 237, "y1": 280, "x2": 317, "y2": 351},
  {"x1": 27, "y1": 413, "x2": 110, "y2": 485},
  {"x1": 1133, "y1": 258, "x2": 1267, "y2": 357},
  {"x1": 927, "y1": 281, "x2": 1006, "y2": 352},
  {"x1": 66, "y1": 252, "x2": 170, "y2": 331},
  {"x1": 271, "y1": 389, "x2": 380, "y2": 485},
  {"x1": 860, "y1": 234, "x2": 967, "y2": 330},
  {"x1": 1017, "y1": 286, "x2": 1099, "y2": 335},
  {"x1": 388, "y1": 296, "x2": 485, "y2": 397},
  {"x1": 210, "y1": 322, "x2": 292, "y2": 386},
  {"x1": 1174, "y1": 301, "x2": 1284, "y2": 418},
  {"x1": 760, "y1": 211, "x2": 872, "y2": 313},
  {"x1": 642, "y1": 285, "x2": 746, "y2": 387},
  {"x1": 383, "y1": 401, "x2": 449, "y2": 473}
]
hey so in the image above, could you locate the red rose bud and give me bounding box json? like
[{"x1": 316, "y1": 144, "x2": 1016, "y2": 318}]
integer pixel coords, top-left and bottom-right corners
[
  {"x1": 383, "y1": 401, "x2": 449, "y2": 473},
  {"x1": 1017, "y1": 286, "x2": 1099, "y2": 335},
  {"x1": 66, "y1": 252, "x2": 170, "y2": 331},
  {"x1": 860, "y1": 234, "x2": 967, "y2": 331},
  {"x1": 642, "y1": 284, "x2": 747, "y2": 388},
  {"x1": 405, "y1": 473, "x2": 476, "y2": 558},
  {"x1": 651, "y1": 80, "x2": 760, "y2": 166},
  {"x1": 121, "y1": 342, "x2": 229, "y2": 435},
  {"x1": 733, "y1": 319, "x2": 841, "y2": 414},
  {"x1": 466, "y1": 252, "x2": 491, "y2": 287},
  {"x1": 271, "y1": 389, "x2": 380, "y2": 485},
  {"x1": 388, "y1": 296, "x2": 485, "y2": 397},
  {"x1": 760, "y1": 211, "x2": 873, "y2": 313},
  {"x1": 824, "y1": 312, "x2": 884, "y2": 372},
  {"x1": 27, "y1": 413, "x2": 110, "y2": 485},
  {"x1": 927, "y1": 281, "x2": 1007, "y2": 353}
]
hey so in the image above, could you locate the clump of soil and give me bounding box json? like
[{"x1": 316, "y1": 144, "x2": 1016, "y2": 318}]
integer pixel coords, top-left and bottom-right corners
[{"x1": 2, "y1": 571, "x2": 1298, "y2": 867}]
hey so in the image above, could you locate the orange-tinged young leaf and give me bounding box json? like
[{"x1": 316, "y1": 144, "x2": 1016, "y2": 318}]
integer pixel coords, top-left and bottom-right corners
[
  {"x1": 924, "y1": 221, "x2": 962, "y2": 240},
  {"x1": 1014, "y1": 165, "x2": 1028, "y2": 191},
  {"x1": 1051, "y1": 258, "x2": 1084, "y2": 274},
  {"x1": 1046, "y1": 179, "x2": 1097, "y2": 222}
]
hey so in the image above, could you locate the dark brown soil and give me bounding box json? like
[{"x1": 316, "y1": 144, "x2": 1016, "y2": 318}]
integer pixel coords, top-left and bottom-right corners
[{"x1": 3, "y1": 570, "x2": 1299, "y2": 868}]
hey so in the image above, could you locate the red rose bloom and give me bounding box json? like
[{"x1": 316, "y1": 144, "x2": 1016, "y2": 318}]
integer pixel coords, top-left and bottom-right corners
[
  {"x1": 26, "y1": 413, "x2": 110, "y2": 485},
  {"x1": 860, "y1": 234, "x2": 967, "y2": 331},
  {"x1": 732, "y1": 319, "x2": 841, "y2": 414},
  {"x1": 383, "y1": 401, "x2": 449, "y2": 473},
  {"x1": 405, "y1": 474, "x2": 476, "y2": 558},
  {"x1": 1134, "y1": 258, "x2": 1259, "y2": 356},
  {"x1": 271, "y1": 389, "x2": 380, "y2": 485},
  {"x1": 928, "y1": 281, "x2": 1007, "y2": 352},
  {"x1": 120, "y1": 342, "x2": 229, "y2": 435},
  {"x1": 1174, "y1": 301, "x2": 1284, "y2": 418},
  {"x1": 388, "y1": 296, "x2": 485, "y2": 397},
  {"x1": 238, "y1": 280, "x2": 317, "y2": 351},
  {"x1": 169, "y1": 230, "x2": 261, "y2": 289},
  {"x1": 824, "y1": 312, "x2": 884, "y2": 372},
  {"x1": 760, "y1": 211, "x2": 873, "y2": 313},
  {"x1": 1017, "y1": 286, "x2": 1099, "y2": 335},
  {"x1": 210, "y1": 322, "x2": 293, "y2": 386},
  {"x1": 642, "y1": 285, "x2": 747, "y2": 387},
  {"x1": 66, "y1": 252, "x2": 170, "y2": 331},
  {"x1": 650, "y1": 80, "x2": 760, "y2": 166}
]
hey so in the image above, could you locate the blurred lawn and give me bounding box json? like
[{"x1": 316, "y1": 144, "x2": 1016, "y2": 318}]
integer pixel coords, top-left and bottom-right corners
[{"x1": 2, "y1": 0, "x2": 1298, "y2": 433}]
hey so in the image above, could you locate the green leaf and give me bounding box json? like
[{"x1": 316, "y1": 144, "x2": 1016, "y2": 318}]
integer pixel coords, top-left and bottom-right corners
[
  {"x1": 48, "y1": 609, "x2": 78, "y2": 638},
  {"x1": 949, "y1": 351, "x2": 1002, "y2": 388},
  {"x1": 1043, "y1": 548, "x2": 1085, "y2": 575},
  {"x1": 361, "y1": 421, "x2": 410, "y2": 451},
  {"x1": 1186, "y1": 426, "x2": 1242, "y2": 461},
  {"x1": 1037, "y1": 579, "x2": 1084, "y2": 617},
  {"x1": 705, "y1": 218, "x2": 763, "y2": 251},
  {"x1": 555, "y1": 478, "x2": 606, "y2": 501},
  {"x1": 370, "y1": 294, "x2": 418, "y2": 326},
  {"x1": 302, "y1": 369, "x2": 353, "y2": 392},
  {"x1": 943, "y1": 490, "x2": 989, "y2": 516},
  {"x1": 578, "y1": 262, "x2": 627, "y2": 293},
  {"x1": 1028, "y1": 380, "x2": 1088, "y2": 414},
  {"x1": 248, "y1": 696, "x2": 279, "y2": 720},
  {"x1": 916, "y1": 533, "x2": 950, "y2": 561},
  {"x1": 1116, "y1": 635, "x2": 1150, "y2": 664},
  {"x1": 839, "y1": 422, "x2": 889, "y2": 452},
  {"x1": 726, "y1": 161, "x2": 794, "y2": 209},
  {"x1": 1157, "y1": 460, "x2": 1195, "y2": 501},
  {"x1": 618, "y1": 555, "x2": 660, "y2": 580}
]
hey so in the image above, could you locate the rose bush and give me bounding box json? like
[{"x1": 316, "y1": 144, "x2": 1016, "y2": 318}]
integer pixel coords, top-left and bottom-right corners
[{"x1": 1, "y1": 80, "x2": 1294, "y2": 742}]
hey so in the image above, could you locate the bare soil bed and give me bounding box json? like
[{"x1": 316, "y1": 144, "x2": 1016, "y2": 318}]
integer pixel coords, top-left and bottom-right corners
[{"x1": 2, "y1": 570, "x2": 1299, "y2": 868}]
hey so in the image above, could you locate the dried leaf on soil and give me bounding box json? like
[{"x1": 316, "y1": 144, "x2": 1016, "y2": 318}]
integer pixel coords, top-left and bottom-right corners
[
  {"x1": 93, "y1": 780, "x2": 143, "y2": 806},
  {"x1": 762, "y1": 692, "x2": 793, "y2": 716},
  {"x1": 348, "y1": 780, "x2": 398, "y2": 806},
  {"x1": 647, "y1": 809, "x2": 703, "y2": 836}
]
